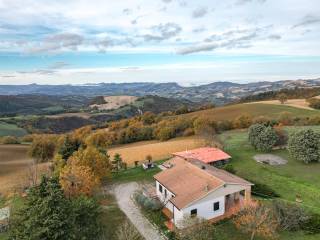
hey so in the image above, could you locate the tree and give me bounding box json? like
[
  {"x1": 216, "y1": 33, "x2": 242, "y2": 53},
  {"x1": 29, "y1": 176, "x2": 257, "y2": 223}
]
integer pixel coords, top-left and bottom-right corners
[
  {"x1": 112, "y1": 153, "x2": 123, "y2": 171},
  {"x1": 287, "y1": 129, "x2": 320, "y2": 164},
  {"x1": 278, "y1": 93, "x2": 288, "y2": 104},
  {"x1": 272, "y1": 200, "x2": 309, "y2": 231},
  {"x1": 58, "y1": 135, "x2": 80, "y2": 160},
  {"x1": 28, "y1": 136, "x2": 56, "y2": 163},
  {"x1": 60, "y1": 161, "x2": 100, "y2": 198},
  {"x1": 10, "y1": 176, "x2": 73, "y2": 240},
  {"x1": 233, "y1": 114, "x2": 253, "y2": 129},
  {"x1": 69, "y1": 146, "x2": 111, "y2": 180},
  {"x1": 307, "y1": 98, "x2": 320, "y2": 109},
  {"x1": 10, "y1": 176, "x2": 102, "y2": 240},
  {"x1": 1, "y1": 135, "x2": 20, "y2": 144},
  {"x1": 248, "y1": 124, "x2": 278, "y2": 152},
  {"x1": 71, "y1": 196, "x2": 102, "y2": 239},
  {"x1": 193, "y1": 117, "x2": 217, "y2": 142},
  {"x1": 234, "y1": 203, "x2": 278, "y2": 240}
]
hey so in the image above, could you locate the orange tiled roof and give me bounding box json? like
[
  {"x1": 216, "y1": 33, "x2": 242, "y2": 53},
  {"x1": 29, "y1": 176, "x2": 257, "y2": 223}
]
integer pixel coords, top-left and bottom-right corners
[
  {"x1": 154, "y1": 157, "x2": 224, "y2": 209},
  {"x1": 173, "y1": 147, "x2": 231, "y2": 164},
  {"x1": 154, "y1": 157, "x2": 252, "y2": 210}
]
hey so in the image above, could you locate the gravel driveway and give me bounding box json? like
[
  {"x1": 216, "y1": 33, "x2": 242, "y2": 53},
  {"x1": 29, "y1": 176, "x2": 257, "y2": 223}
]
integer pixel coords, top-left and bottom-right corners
[{"x1": 113, "y1": 182, "x2": 166, "y2": 240}]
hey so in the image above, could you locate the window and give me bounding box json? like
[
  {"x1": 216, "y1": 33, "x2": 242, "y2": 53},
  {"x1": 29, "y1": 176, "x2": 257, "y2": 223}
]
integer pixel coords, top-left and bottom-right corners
[
  {"x1": 159, "y1": 184, "x2": 163, "y2": 193},
  {"x1": 164, "y1": 189, "x2": 167, "y2": 198},
  {"x1": 213, "y1": 202, "x2": 220, "y2": 211},
  {"x1": 190, "y1": 209, "x2": 197, "y2": 217}
]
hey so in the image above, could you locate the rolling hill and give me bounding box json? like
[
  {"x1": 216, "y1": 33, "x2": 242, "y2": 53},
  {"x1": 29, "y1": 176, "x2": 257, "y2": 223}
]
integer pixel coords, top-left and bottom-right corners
[{"x1": 1, "y1": 78, "x2": 320, "y2": 105}]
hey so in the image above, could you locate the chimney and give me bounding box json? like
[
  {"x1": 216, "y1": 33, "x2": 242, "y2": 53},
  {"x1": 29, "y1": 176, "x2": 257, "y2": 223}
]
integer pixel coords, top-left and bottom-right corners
[{"x1": 204, "y1": 184, "x2": 209, "y2": 192}]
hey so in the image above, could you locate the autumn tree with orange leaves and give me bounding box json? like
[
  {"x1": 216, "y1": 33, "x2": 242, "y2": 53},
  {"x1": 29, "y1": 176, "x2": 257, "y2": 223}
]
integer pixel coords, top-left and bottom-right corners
[
  {"x1": 59, "y1": 161, "x2": 99, "y2": 198},
  {"x1": 233, "y1": 202, "x2": 278, "y2": 240},
  {"x1": 68, "y1": 146, "x2": 111, "y2": 180}
]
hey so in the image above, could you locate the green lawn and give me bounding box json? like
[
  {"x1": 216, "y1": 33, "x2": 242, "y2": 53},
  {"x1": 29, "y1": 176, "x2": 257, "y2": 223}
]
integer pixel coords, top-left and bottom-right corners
[
  {"x1": 0, "y1": 121, "x2": 27, "y2": 137},
  {"x1": 110, "y1": 160, "x2": 166, "y2": 183},
  {"x1": 215, "y1": 220, "x2": 320, "y2": 240},
  {"x1": 218, "y1": 126, "x2": 320, "y2": 213},
  {"x1": 99, "y1": 194, "x2": 143, "y2": 240}
]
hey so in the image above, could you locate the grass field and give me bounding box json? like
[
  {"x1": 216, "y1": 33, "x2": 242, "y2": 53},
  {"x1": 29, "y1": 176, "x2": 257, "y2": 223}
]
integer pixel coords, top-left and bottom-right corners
[
  {"x1": 218, "y1": 126, "x2": 320, "y2": 213},
  {"x1": 0, "y1": 144, "x2": 49, "y2": 195},
  {"x1": 246, "y1": 99, "x2": 316, "y2": 110},
  {"x1": 108, "y1": 136, "x2": 207, "y2": 166},
  {"x1": 0, "y1": 122, "x2": 27, "y2": 137},
  {"x1": 180, "y1": 103, "x2": 320, "y2": 121}
]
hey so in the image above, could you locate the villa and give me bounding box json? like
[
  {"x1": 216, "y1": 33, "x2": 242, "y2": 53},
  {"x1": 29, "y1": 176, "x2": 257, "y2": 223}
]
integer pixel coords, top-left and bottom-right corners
[{"x1": 154, "y1": 147, "x2": 253, "y2": 229}]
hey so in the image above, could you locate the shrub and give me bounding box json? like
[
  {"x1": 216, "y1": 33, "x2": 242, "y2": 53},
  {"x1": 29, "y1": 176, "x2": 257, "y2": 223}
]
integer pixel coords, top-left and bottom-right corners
[
  {"x1": 134, "y1": 191, "x2": 162, "y2": 211},
  {"x1": 302, "y1": 213, "x2": 320, "y2": 234},
  {"x1": 223, "y1": 164, "x2": 236, "y2": 174},
  {"x1": 272, "y1": 200, "x2": 309, "y2": 231},
  {"x1": 251, "y1": 182, "x2": 280, "y2": 198},
  {"x1": 248, "y1": 124, "x2": 278, "y2": 152},
  {"x1": 287, "y1": 129, "x2": 320, "y2": 164},
  {"x1": 307, "y1": 98, "x2": 320, "y2": 109},
  {"x1": 1, "y1": 136, "x2": 20, "y2": 144}
]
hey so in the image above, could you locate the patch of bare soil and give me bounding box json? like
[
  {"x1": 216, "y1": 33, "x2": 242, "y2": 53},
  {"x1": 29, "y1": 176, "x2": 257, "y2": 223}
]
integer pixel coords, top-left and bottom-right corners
[
  {"x1": 254, "y1": 154, "x2": 288, "y2": 166},
  {"x1": 0, "y1": 145, "x2": 50, "y2": 195},
  {"x1": 90, "y1": 96, "x2": 138, "y2": 111}
]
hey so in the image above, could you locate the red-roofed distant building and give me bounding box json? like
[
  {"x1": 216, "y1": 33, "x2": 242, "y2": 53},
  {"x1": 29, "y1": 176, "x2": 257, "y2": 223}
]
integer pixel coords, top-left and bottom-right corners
[{"x1": 173, "y1": 147, "x2": 231, "y2": 167}]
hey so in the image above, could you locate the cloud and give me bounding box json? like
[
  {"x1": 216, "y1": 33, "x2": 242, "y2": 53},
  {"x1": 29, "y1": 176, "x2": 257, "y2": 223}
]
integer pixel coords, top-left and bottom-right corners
[
  {"x1": 27, "y1": 33, "x2": 84, "y2": 53},
  {"x1": 192, "y1": 7, "x2": 208, "y2": 18},
  {"x1": 162, "y1": 0, "x2": 172, "y2": 3},
  {"x1": 123, "y1": 8, "x2": 132, "y2": 15},
  {"x1": 268, "y1": 34, "x2": 281, "y2": 40},
  {"x1": 236, "y1": 0, "x2": 267, "y2": 5},
  {"x1": 95, "y1": 36, "x2": 137, "y2": 52},
  {"x1": 141, "y1": 23, "x2": 182, "y2": 42},
  {"x1": 293, "y1": 15, "x2": 320, "y2": 28},
  {"x1": 193, "y1": 27, "x2": 206, "y2": 33},
  {"x1": 178, "y1": 26, "x2": 273, "y2": 54},
  {"x1": 48, "y1": 61, "x2": 70, "y2": 69}
]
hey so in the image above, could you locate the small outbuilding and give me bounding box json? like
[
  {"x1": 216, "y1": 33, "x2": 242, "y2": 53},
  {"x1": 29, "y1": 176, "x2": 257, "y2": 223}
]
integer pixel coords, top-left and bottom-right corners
[{"x1": 173, "y1": 147, "x2": 231, "y2": 167}]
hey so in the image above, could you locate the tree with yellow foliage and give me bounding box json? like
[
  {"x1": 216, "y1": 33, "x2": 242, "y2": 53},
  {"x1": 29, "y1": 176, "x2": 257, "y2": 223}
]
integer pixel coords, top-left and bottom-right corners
[
  {"x1": 68, "y1": 146, "x2": 111, "y2": 180},
  {"x1": 233, "y1": 202, "x2": 278, "y2": 240},
  {"x1": 59, "y1": 161, "x2": 99, "y2": 198}
]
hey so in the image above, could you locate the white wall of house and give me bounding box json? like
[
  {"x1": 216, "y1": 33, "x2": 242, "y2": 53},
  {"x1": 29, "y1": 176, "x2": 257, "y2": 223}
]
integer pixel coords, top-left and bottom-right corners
[
  {"x1": 156, "y1": 181, "x2": 175, "y2": 204},
  {"x1": 174, "y1": 196, "x2": 225, "y2": 228},
  {"x1": 156, "y1": 180, "x2": 251, "y2": 228}
]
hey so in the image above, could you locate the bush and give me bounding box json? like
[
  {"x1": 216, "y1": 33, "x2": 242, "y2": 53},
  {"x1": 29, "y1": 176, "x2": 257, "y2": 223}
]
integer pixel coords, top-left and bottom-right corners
[
  {"x1": 1, "y1": 136, "x2": 20, "y2": 144},
  {"x1": 302, "y1": 213, "x2": 320, "y2": 234},
  {"x1": 251, "y1": 182, "x2": 280, "y2": 198},
  {"x1": 287, "y1": 129, "x2": 320, "y2": 164},
  {"x1": 223, "y1": 164, "x2": 236, "y2": 174},
  {"x1": 134, "y1": 191, "x2": 162, "y2": 211},
  {"x1": 272, "y1": 200, "x2": 309, "y2": 231},
  {"x1": 307, "y1": 98, "x2": 320, "y2": 109},
  {"x1": 248, "y1": 124, "x2": 278, "y2": 152}
]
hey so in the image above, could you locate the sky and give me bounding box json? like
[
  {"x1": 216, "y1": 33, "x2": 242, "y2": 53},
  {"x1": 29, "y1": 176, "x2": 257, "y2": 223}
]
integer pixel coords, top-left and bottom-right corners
[{"x1": 0, "y1": 0, "x2": 319, "y2": 85}]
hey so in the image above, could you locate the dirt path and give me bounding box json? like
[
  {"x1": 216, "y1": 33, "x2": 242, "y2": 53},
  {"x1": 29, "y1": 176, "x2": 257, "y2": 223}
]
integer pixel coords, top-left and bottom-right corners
[{"x1": 113, "y1": 182, "x2": 165, "y2": 240}]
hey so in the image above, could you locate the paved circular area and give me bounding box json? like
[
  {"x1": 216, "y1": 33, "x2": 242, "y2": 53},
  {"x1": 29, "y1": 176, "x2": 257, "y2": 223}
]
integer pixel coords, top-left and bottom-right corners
[{"x1": 254, "y1": 154, "x2": 288, "y2": 165}]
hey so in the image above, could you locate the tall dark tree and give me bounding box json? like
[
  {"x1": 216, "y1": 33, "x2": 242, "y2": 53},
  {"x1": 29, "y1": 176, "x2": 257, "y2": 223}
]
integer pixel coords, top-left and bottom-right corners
[
  {"x1": 10, "y1": 176, "x2": 73, "y2": 240},
  {"x1": 58, "y1": 135, "x2": 80, "y2": 160}
]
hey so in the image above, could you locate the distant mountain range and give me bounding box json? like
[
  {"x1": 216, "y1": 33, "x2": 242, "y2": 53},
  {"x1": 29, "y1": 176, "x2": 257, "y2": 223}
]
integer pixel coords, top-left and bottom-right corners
[{"x1": 1, "y1": 78, "x2": 320, "y2": 105}]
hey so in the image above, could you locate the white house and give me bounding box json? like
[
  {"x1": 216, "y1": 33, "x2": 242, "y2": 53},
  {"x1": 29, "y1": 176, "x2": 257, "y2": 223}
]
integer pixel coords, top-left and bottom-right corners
[{"x1": 154, "y1": 151, "x2": 253, "y2": 229}]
